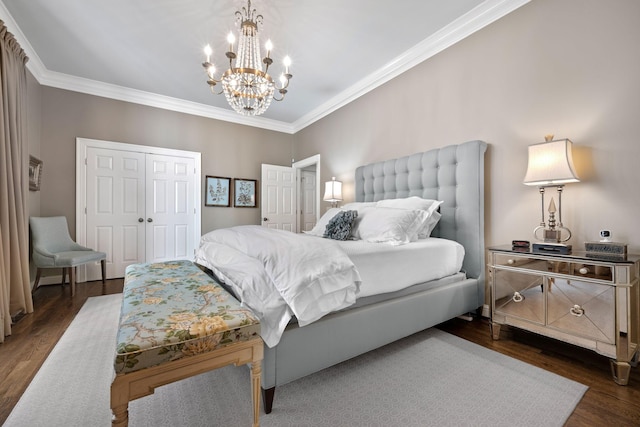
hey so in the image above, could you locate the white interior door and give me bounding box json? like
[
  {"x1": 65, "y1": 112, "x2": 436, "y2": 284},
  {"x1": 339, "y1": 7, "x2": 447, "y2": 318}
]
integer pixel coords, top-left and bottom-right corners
[
  {"x1": 86, "y1": 147, "x2": 146, "y2": 279},
  {"x1": 261, "y1": 164, "x2": 296, "y2": 231},
  {"x1": 146, "y1": 154, "x2": 196, "y2": 263}
]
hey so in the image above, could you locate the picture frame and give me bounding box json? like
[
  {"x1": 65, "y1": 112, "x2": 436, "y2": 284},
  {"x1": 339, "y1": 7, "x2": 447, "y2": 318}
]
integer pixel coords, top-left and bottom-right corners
[
  {"x1": 205, "y1": 176, "x2": 231, "y2": 207},
  {"x1": 234, "y1": 178, "x2": 258, "y2": 208},
  {"x1": 29, "y1": 155, "x2": 43, "y2": 191}
]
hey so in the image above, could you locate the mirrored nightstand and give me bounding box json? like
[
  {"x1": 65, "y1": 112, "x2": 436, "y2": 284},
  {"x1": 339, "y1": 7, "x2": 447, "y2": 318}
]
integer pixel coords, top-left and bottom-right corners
[{"x1": 488, "y1": 245, "x2": 640, "y2": 385}]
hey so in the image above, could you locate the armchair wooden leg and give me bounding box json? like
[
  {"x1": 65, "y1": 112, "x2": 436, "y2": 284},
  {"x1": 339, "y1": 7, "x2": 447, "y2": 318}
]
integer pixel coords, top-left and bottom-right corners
[
  {"x1": 61, "y1": 268, "x2": 67, "y2": 286},
  {"x1": 70, "y1": 267, "x2": 76, "y2": 297},
  {"x1": 32, "y1": 268, "x2": 42, "y2": 293},
  {"x1": 101, "y1": 259, "x2": 107, "y2": 295}
]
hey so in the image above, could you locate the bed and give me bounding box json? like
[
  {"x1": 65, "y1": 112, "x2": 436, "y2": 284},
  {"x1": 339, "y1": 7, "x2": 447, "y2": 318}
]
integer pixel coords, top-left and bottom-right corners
[{"x1": 196, "y1": 139, "x2": 487, "y2": 413}]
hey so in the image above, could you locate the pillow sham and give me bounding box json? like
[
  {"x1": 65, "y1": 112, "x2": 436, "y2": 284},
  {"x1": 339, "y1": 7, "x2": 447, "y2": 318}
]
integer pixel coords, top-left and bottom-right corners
[
  {"x1": 305, "y1": 208, "x2": 342, "y2": 237},
  {"x1": 353, "y1": 207, "x2": 428, "y2": 245},
  {"x1": 376, "y1": 197, "x2": 443, "y2": 238},
  {"x1": 324, "y1": 210, "x2": 358, "y2": 241}
]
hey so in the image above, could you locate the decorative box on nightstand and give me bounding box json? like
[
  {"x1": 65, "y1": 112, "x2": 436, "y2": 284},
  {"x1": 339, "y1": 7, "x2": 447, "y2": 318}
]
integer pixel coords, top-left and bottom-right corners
[{"x1": 488, "y1": 245, "x2": 640, "y2": 385}]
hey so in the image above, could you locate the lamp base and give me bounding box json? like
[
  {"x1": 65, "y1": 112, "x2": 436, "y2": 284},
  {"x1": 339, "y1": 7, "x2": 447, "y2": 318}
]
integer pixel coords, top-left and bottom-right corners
[{"x1": 543, "y1": 229, "x2": 562, "y2": 243}]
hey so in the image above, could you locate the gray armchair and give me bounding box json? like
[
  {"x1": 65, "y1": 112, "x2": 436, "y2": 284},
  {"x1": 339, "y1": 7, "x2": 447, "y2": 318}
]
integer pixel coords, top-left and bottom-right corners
[{"x1": 30, "y1": 216, "x2": 106, "y2": 297}]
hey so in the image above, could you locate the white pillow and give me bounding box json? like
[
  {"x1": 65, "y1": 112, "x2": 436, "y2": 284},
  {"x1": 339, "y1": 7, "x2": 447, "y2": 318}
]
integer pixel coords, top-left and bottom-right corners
[
  {"x1": 376, "y1": 197, "x2": 443, "y2": 238},
  {"x1": 305, "y1": 208, "x2": 343, "y2": 237},
  {"x1": 353, "y1": 207, "x2": 428, "y2": 245},
  {"x1": 376, "y1": 196, "x2": 442, "y2": 215}
]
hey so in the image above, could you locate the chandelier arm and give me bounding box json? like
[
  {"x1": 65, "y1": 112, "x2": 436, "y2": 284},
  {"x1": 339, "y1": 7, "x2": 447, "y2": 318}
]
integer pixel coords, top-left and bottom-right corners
[
  {"x1": 263, "y1": 57, "x2": 273, "y2": 74},
  {"x1": 274, "y1": 74, "x2": 292, "y2": 91}
]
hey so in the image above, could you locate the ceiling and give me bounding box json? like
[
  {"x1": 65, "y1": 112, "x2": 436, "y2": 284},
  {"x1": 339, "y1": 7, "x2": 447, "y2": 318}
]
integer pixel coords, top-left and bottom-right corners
[{"x1": 0, "y1": 0, "x2": 528, "y2": 133}]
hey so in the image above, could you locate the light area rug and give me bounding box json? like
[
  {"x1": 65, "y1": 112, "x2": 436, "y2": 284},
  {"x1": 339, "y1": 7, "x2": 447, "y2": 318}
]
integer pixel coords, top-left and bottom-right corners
[{"x1": 5, "y1": 294, "x2": 587, "y2": 427}]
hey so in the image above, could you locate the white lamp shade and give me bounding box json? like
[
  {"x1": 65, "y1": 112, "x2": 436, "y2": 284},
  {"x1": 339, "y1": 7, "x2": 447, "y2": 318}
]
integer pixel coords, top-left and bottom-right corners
[
  {"x1": 523, "y1": 139, "x2": 580, "y2": 186},
  {"x1": 323, "y1": 178, "x2": 343, "y2": 202}
]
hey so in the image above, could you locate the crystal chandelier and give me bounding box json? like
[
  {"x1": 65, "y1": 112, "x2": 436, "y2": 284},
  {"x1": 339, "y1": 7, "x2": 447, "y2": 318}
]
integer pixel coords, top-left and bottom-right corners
[{"x1": 202, "y1": 0, "x2": 292, "y2": 116}]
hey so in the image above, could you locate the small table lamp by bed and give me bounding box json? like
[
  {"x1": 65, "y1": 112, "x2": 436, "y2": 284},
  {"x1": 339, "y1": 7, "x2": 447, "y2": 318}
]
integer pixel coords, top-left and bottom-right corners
[
  {"x1": 523, "y1": 135, "x2": 580, "y2": 243},
  {"x1": 323, "y1": 177, "x2": 343, "y2": 208}
]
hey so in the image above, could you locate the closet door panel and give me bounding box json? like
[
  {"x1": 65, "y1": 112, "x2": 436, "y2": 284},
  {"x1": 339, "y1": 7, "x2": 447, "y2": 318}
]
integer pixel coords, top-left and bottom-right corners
[
  {"x1": 146, "y1": 154, "x2": 196, "y2": 263},
  {"x1": 86, "y1": 147, "x2": 145, "y2": 279}
]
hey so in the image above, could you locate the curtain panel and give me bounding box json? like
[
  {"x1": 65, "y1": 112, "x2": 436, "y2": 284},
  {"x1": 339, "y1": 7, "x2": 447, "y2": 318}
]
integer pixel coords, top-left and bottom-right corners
[{"x1": 0, "y1": 20, "x2": 32, "y2": 343}]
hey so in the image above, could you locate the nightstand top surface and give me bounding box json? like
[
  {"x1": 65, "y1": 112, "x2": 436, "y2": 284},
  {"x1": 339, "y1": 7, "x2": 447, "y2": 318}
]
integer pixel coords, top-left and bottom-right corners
[{"x1": 488, "y1": 244, "x2": 640, "y2": 264}]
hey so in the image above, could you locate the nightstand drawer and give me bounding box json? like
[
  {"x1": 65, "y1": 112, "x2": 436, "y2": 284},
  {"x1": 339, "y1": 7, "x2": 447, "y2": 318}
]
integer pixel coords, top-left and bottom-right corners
[
  {"x1": 493, "y1": 253, "x2": 613, "y2": 283},
  {"x1": 546, "y1": 278, "x2": 615, "y2": 344},
  {"x1": 493, "y1": 268, "x2": 544, "y2": 325},
  {"x1": 493, "y1": 253, "x2": 547, "y2": 269}
]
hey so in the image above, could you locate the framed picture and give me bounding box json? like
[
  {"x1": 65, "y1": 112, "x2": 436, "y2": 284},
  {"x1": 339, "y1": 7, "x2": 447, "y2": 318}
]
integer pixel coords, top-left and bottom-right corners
[
  {"x1": 29, "y1": 155, "x2": 43, "y2": 191},
  {"x1": 205, "y1": 176, "x2": 231, "y2": 207},
  {"x1": 234, "y1": 178, "x2": 258, "y2": 208}
]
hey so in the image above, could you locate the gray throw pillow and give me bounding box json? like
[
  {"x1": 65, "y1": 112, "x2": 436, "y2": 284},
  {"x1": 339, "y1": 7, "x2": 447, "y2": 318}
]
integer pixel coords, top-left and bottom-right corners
[{"x1": 324, "y1": 210, "x2": 358, "y2": 241}]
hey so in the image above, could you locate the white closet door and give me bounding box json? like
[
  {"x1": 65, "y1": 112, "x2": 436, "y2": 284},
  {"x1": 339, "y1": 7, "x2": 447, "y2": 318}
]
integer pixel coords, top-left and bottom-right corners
[
  {"x1": 261, "y1": 164, "x2": 296, "y2": 231},
  {"x1": 85, "y1": 148, "x2": 197, "y2": 278},
  {"x1": 86, "y1": 147, "x2": 145, "y2": 279},
  {"x1": 145, "y1": 154, "x2": 196, "y2": 263}
]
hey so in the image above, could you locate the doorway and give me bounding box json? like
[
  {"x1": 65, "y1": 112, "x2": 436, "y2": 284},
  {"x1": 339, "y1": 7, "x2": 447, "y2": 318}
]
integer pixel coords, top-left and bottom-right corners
[{"x1": 260, "y1": 154, "x2": 321, "y2": 232}]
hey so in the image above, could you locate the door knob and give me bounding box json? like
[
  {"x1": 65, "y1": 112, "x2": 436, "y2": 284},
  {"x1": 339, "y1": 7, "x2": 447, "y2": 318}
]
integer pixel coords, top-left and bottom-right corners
[
  {"x1": 138, "y1": 218, "x2": 144, "y2": 223},
  {"x1": 147, "y1": 218, "x2": 153, "y2": 222},
  {"x1": 263, "y1": 217, "x2": 268, "y2": 221}
]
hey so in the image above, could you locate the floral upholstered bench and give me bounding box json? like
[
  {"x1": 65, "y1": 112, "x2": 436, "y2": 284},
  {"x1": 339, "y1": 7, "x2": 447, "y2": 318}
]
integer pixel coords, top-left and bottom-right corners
[{"x1": 110, "y1": 260, "x2": 263, "y2": 427}]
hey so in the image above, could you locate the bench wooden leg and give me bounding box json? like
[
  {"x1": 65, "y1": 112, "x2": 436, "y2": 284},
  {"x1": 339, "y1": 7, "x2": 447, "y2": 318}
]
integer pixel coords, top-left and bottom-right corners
[
  {"x1": 251, "y1": 360, "x2": 262, "y2": 427},
  {"x1": 111, "y1": 403, "x2": 129, "y2": 427}
]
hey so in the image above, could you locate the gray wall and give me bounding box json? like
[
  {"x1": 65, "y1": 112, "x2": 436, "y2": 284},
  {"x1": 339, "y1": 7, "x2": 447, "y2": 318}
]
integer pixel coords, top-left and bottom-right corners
[
  {"x1": 28, "y1": 0, "x2": 640, "y2": 255},
  {"x1": 37, "y1": 87, "x2": 294, "y2": 236},
  {"x1": 293, "y1": 0, "x2": 640, "y2": 253}
]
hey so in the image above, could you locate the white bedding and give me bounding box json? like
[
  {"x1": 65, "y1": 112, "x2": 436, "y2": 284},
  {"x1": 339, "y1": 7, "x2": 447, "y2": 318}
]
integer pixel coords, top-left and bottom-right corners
[
  {"x1": 194, "y1": 225, "x2": 361, "y2": 348},
  {"x1": 336, "y1": 237, "x2": 465, "y2": 298}
]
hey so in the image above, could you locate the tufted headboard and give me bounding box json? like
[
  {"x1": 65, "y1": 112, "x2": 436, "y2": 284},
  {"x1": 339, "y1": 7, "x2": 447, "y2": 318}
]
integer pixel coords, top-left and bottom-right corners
[{"x1": 354, "y1": 140, "x2": 487, "y2": 300}]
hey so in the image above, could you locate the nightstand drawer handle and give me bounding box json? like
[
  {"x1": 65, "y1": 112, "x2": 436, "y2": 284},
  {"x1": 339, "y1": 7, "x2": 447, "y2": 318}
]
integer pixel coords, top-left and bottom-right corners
[
  {"x1": 512, "y1": 291, "x2": 524, "y2": 303},
  {"x1": 570, "y1": 304, "x2": 585, "y2": 317},
  {"x1": 578, "y1": 267, "x2": 589, "y2": 275},
  {"x1": 507, "y1": 259, "x2": 515, "y2": 265}
]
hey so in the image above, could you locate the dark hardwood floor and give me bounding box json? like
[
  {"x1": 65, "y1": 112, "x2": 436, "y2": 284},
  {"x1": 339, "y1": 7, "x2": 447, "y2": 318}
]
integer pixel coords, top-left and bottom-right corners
[{"x1": 1, "y1": 280, "x2": 640, "y2": 426}]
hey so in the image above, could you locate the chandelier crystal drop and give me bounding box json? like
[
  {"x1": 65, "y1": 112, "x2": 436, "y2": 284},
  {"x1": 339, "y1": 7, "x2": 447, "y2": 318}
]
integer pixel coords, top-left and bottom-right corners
[{"x1": 202, "y1": 0, "x2": 292, "y2": 116}]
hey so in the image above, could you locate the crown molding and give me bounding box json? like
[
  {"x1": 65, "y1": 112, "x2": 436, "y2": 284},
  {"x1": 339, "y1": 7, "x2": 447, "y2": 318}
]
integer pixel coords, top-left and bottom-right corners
[
  {"x1": 290, "y1": 0, "x2": 530, "y2": 133},
  {"x1": 38, "y1": 70, "x2": 296, "y2": 133},
  {"x1": 1, "y1": 0, "x2": 528, "y2": 135}
]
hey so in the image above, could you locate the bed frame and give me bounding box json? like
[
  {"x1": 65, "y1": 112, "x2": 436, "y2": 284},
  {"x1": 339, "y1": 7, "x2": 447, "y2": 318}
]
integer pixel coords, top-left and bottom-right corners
[{"x1": 262, "y1": 140, "x2": 487, "y2": 413}]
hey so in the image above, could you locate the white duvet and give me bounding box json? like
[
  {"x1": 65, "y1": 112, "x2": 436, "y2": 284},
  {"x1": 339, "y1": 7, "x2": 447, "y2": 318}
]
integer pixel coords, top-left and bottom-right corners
[{"x1": 194, "y1": 225, "x2": 361, "y2": 347}]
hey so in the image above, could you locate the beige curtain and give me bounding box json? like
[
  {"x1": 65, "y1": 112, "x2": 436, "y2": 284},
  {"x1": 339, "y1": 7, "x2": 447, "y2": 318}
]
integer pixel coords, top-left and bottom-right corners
[{"x1": 0, "y1": 20, "x2": 32, "y2": 343}]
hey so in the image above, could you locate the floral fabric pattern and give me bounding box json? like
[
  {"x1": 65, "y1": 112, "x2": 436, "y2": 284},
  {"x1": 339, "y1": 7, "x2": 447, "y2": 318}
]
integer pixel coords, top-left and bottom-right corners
[{"x1": 114, "y1": 260, "x2": 260, "y2": 374}]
